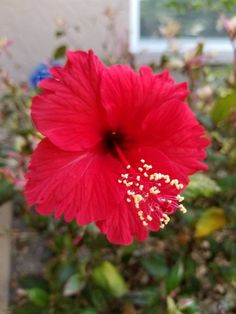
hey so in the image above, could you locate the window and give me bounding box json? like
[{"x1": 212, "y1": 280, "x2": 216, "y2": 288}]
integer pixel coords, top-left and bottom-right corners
[{"x1": 129, "y1": 0, "x2": 232, "y2": 63}]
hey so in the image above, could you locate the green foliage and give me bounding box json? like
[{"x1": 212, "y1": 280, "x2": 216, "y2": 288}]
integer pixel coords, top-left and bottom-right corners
[
  {"x1": 63, "y1": 274, "x2": 86, "y2": 297},
  {"x1": 3, "y1": 4, "x2": 236, "y2": 313},
  {"x1": 212, "y1": 91, "x2": 236, "y2": 124},
  {"x1": 165, "y1": 261, "x2": 184, "y2": 295},
  {"x1": 141, "y1": 252, "x2": 168, "y2": 279},
  {"x1": 183, "y1": 173, "x2": 220, "y2": 201},
  {"x1": 27, "y1": 288, "x2": 49, "y2": 307},
  {"x1": 53, "y1": 45, "x2": 67, "y2": 59},
  {"x1": 165, "y1": 0, "x2": 236, "y2": 11},
  {"x1": 92, "y1": 261, "x2": 128, "y2": 297}
]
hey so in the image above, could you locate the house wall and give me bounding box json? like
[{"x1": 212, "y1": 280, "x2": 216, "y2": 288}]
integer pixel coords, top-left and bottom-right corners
[{"x1": 0, "y1": 0, "x2": 129, "y2": 81}]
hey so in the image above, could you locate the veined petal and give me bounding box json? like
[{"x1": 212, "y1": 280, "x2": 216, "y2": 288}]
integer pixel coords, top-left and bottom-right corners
[
  {"x1": 32, "y1": 50, "x2": 107, "y2": 151},
  {"x1": 101, "y1": 65, "x2": 189, "y2": 150},
  {"x1": 25, "y1": 139, "x2": 125, "y2": 225},
  {"x1": 141, "y1": 99, "x2": 210, "y2": 175},
  {"x1": 97, "y1": 204, "x2": 149, "y2": 245}
]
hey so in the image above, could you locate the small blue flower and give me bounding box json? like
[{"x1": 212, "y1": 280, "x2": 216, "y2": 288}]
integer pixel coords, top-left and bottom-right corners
[{"x1": 29, "y1": 63, "x2": 51, "y2": 88}]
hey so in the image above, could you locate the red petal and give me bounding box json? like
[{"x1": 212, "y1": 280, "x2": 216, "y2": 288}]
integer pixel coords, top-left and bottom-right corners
[
  {"x1": 101, "y1": 65, "x2": 189, "y2": 151},
  {"x1": 96, "y1": 205, "x2": 148, "y2": 245},
  {"x1": 141, "y1": 99, "x2": 210, "y2": 175},
  {"x1": 126, "y1": 146, "x2": 189, "y2": 186},
  {"x1": 25, "y1": 139, "x2": 125, "y2": 225},
  {"x1": 32, "y1": 50, "x2": 107, "y2": 151}
]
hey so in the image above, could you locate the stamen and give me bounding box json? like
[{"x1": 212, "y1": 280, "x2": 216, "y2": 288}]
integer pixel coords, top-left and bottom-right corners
[
  {"x1": 179, "y1": 204, "x2": 187, "y2": 213},
  {"x1": 117, "y1": 157, "x2": 186, "y2": 230}
]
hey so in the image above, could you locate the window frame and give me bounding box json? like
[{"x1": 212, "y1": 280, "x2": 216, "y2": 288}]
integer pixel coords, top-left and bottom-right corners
[{"x1": 129, "y1": 0, "x2": 233, "y2": 64}]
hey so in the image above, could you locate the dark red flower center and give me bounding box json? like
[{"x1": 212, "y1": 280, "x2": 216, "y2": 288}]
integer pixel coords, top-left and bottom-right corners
[
  {"x1": 104, "y1": 131, "x2": 121, "y2": 149},
  {"x1": 103, "y1": 131, "x2": 126, "y2": 154}
]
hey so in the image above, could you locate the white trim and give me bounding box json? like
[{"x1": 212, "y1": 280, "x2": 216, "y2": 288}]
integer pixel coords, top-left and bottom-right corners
[
  {"x1": 129, "y1": 0, "x2": 140, "y2": 54},
  {"x1": 129, "y1": 0, "x2": 233, "y2": 64}
]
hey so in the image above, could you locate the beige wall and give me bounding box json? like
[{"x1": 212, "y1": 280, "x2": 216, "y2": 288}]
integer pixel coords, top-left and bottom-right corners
[{"x1": 0, "y1": 0, "x2": 129, "y2": 81}]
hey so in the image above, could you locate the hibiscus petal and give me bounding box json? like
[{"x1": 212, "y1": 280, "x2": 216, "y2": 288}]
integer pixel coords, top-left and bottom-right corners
[
  {"x1": 25, "y1": 139, "x2": 126, "y2": 225},
  {"x1": 96, "y1": 204, "x2": 149, "y2": 245},
  {"x1": 32, "y1": 50, "x2": 107, "y2": 151},
  {"x1": 141, "y1": 99, "x2": 210, "y2": 175},
  {"x1": 101, "y1": 65, "x2": 189, "y2": 151}
]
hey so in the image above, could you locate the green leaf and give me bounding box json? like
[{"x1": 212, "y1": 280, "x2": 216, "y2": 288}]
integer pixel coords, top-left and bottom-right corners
[
  {"x1": 92, "y1": 261, "x2": 128, "y2": 297},
  {"x1": 219, "y1": 264, "x2": 236, "y2": 280},
  {"x1": 79, "y1": 309, "x2": 98, "y2": 314},
  {"x1": 87, "y1": 286, "x2": 108, "y2": 308},
  {"x1": 167, "y1": 296, "x2": 183, "y2": 314},
  {"x1": 126, "y1": 287, "x2": 158, "y2": 306},
  {"x1": 195, "y1": 207, "x2": 227, "y2": 237},
  {"x1": 55, "y1": 262, "x2": 76, "y2": 285},
  {"x1": 63, "y1": 274, "x2": 86, "y2": 297},
  {"x1": 27, "y1": 288, "x2": 49, "y2": 308},
  {"x1": 218, "y1": 175, "x2": 236, "y2": 193},
  {"x1": 183, "y1": 173, "x2": 220, "y2": 201},
  {"x1": 165, "y1": 261, "x2": 184, "y2": 295},
  {"x1": 141, "y1": 253, "x2": 168, "y2": 279},
  {"x1": 19, "y1": 275, "x2": 49, "y2": 291},
  {"x1": 212, "y1": 91, "x2": 236, "y2": 123},
  {"x1": 12, "y1": 302, "x2": 45, "y2": 314},
  {"x1": 53, "y1": 45, "x2": 67, "y2": 59}
]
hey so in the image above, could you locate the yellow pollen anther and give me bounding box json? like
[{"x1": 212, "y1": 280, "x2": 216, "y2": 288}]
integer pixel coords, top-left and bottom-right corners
[
  {"x1": 126, "y1": 165, "x2": 131, "y2": 169},
  {"x1": 139, "y1": 185, "x2": 144, "y2": 191},
  {"x1": 126, "y1": 198, "x2": 131, "y2": 203},
  {"x1": 164, "y1": 175, "x2": 170, "y2": 183},
  {"x1": 143, "y1": 221, "x2": 148, "y2": 226},
  {"x1": 176, "y1": 195, "x2": 184, "y2": 202},
  {"x1": 138, "y1": 167, "x2": 143, "y2": 172},
  {"x1": 179, "y1": 204, "x2": 187, "y2": 213},
  {"x1": 133, "y1": 194, "x2": 144, "y2": 203},
  {"x1": 144, "y1": 172, "x2": 149, "y2": 177},
  {"x1": 170, "y1": 179, "x2": 179, "y2": 186},
  {"x1": 147, "y1": 215, "x2": 153, "y2": 221},
  {"x1": 136, "y1": 175, "x2": 141, "y2": 181},
  {"x1": 118, "y1": 179, "x2": 122, "y2": 183},
  {"x1": 149, "y1": 186, "x2": 160, "y2": 195},
  {"x1": 140, "y1": 159, "x2": 145, "y2": 163},
  {"x1": 127, "y1": 190, "x2": 134, "y2": 196},
  {"x1": 162, "y1": 214, "x2": 170, "y2": 223},
  {"x1": 144, "y1": 164, "x2": 152, "y2": 170},
  {"x1": 121, "y1": 173, "x2": 129, "y2": 179},
  {"x1": 138, "y1": 210, "x2": 143, "y2": 216}
]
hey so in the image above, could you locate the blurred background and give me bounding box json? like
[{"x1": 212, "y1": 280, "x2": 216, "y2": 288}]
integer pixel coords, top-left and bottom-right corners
[{"x1": 0, "y1": 0, "x2": 236, "y2": 313}]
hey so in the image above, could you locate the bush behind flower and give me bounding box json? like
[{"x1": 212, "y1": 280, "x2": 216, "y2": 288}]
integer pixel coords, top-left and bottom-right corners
[{"x1": 1, "y1": 8, "x2": 236, "y2": 314}]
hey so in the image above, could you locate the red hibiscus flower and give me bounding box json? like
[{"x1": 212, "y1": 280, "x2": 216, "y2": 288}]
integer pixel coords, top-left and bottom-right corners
[{"x1": 25, "y1": 50, "x2": 209, "y2": 245}]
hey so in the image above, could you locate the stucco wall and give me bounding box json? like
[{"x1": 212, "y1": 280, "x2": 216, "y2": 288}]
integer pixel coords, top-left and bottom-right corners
[{"x1": 0, "y1": 0, "x2": 129, "y2": 81}]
